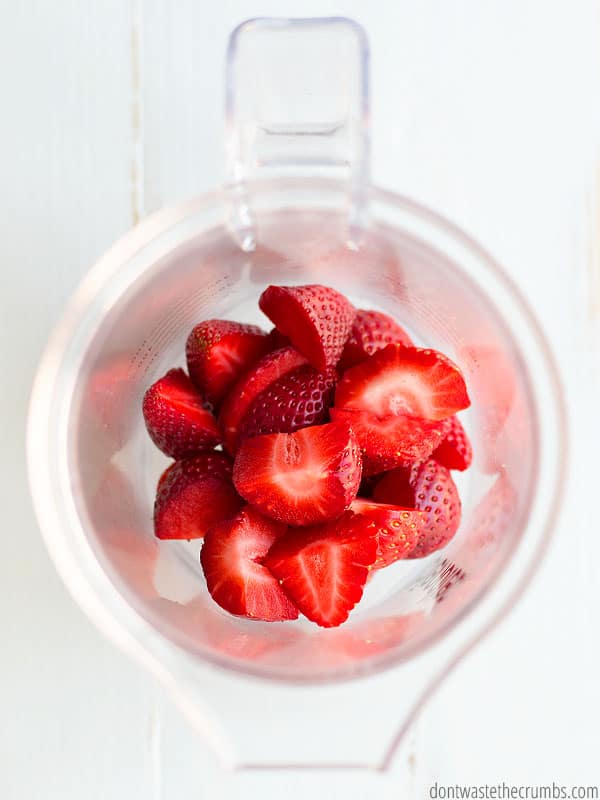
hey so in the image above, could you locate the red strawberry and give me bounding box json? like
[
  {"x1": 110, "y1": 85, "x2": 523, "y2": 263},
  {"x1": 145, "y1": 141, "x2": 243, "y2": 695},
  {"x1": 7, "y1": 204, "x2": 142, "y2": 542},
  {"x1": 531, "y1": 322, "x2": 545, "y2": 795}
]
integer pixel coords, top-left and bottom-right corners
[
  {"x1": 219, "y1": 346, "x2": 308, "y2": 454},
  {"x1": 142, "y1": 368, "x2": 221, "y2": 459},
  {"x1": 233, "y1": 422, "x2": 362, "y2": 526},
  {"x1": 186, "y1": 320, "x2": 271, "y2": 408},
  {"x1": 432, "y1": 415, "x2": 472, "y2": 471},
  {"x1": 330, "y1": 407, "x2": 448, "y2": 475},
  {"x1": 239, "y1": 365, "x2": 337, "y2": 440},
  {"x1": 338, "y1": 309, "x2": 413, "y2": 372},
  {"x1": 335, "y1": 344, "x2": 470, "y2": 421},
  {"x1": 259, "y1": 284, "x2": 355, "y2": 371},
  {"x1": 263, "y1": 511, "x2": 378, "y2": 627},
  {"x1": 154, "y1": 453, "x2": 243, "y2": 540},
  {"x1": 200, "y1": 506, "x2": 298, "y2": 621},
  {"x1": 266, "y1": 327, "x2": 290, "y2": 350},
  {"x1": 373, "y1": 459, "x2": 461, "y2": 557},
  {"x1": 350, "y1": 498, "x2": 423, "y2": 568}
]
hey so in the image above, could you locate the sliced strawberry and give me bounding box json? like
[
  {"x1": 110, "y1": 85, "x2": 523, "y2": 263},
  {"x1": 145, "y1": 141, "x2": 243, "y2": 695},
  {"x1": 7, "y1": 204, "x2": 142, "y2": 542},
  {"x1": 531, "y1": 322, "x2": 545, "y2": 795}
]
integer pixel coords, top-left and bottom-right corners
[
  {"x1": 432, "y1": 415, "x2": 473, "y2": 471},
  {"x1": 263, "y1": 512, "x2": 377, "y2": 627},
  {"x1": 218, "y1": 346, "x2": 308, "y2": 454},
  {"x1": 330, "y1": 407, "x2": 448, "y2": 475},
  {"x1": 350, "y1": 498, "x2": 423, "y2": 568},
  {"x1": 200, "y1": 506, "x2": 298, "y2": 621},
  {"x1": 259, "y1": 284, "x2": 355, "y2": 371},
  {"x1": 142, "y1": 368, "x2": 221, "y2": 459},
  {"x1": 154, "y1": 453, "x2": 243, "y2": 540},
  {"x1": 239, "y1": 365, "x2": 337, "y2": 440},
  {"x1": 186, "y1": 320, "x2": 271, "y2": 408},
  {"x1": 266, "y1": 327, "x2": 290, "y2": 351},
  {"x1": 233, "y1": 422, "x2": 362, "y2": 526},
  {"x1": 373, "y1": 459, "x2": 461, "y2": 558},
  {"x1": 335, "y1": 344, "x2": 470, "y2": 421},
  {"x1": 338, "y1": 309, "x2": 413, "y2": 373}
]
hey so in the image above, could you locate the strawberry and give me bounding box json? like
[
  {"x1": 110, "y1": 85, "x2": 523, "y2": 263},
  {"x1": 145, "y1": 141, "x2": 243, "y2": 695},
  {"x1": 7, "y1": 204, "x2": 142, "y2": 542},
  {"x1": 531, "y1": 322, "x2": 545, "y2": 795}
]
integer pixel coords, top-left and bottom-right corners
[
  {"x1": 232, "y1": 421, "x2": 362, "y2": 526},
  {"x1": 266, "y1": 327, "x2": 290, "y2": 350},
  {"x1": 154, "y1": 452, "x2": 243, "y2": 540},
  {"x1": 186, "y1": 320, "x2": 271, "y2": 408},
  {"x1": 373, "y1": 459, "x2": 461, "y2": 557},
  {"x1": 335, "y1": 344, "x2": 470, "y2": 421},
  {"x1": 142, "y1": 368, "x2": 221, "y2": 459},
  {"x1": 259, "y1": 284, "x2": 355, "y2": 371},
  {"x1": 350, "y1": 498, "x2": 423, "y2": 568},
  {"x1": 330, "y1": 407, "x2": 448, "y2": 475},
  {"x1": 219, "y1": 346, "x2": 308, "y2": 454},
  {"x1": 200, "y1": 506, "x2": 298, "y2": 621},
  {"x1": 338, "y1": 309, "x2": 413, "y2": 373},
  {"x1": 263, "y1": 511, "x2": 378, "y2": 627},
  {"x1": 431, "y1": 415, "x2": 472, "y2": 471},
  {"x1": 239, "y1": 365, "x2": 337, "y2": 440}
]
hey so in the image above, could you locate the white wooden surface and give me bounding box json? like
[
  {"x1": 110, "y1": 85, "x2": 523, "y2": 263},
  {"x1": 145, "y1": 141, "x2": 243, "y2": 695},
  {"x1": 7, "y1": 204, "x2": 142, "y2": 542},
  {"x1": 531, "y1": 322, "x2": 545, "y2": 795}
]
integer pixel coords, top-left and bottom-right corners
[{"x1": 2, "y1": 1, "x2": 600, "y2": 797}]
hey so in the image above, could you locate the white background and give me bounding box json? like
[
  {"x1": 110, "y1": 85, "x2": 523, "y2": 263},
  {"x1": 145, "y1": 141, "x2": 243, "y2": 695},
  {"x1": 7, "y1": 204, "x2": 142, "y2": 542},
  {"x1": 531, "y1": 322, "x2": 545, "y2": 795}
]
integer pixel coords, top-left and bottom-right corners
[{"x1": 2, "y1": 1, "x2": 600, "y2": 797}]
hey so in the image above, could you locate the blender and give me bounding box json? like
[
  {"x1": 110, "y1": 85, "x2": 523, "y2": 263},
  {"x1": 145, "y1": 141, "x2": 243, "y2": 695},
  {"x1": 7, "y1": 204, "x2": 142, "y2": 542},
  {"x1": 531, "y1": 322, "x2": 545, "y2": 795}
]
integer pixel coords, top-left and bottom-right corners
[{"x1": 27, "y1": 17, "x2": 566, "y2": 770}]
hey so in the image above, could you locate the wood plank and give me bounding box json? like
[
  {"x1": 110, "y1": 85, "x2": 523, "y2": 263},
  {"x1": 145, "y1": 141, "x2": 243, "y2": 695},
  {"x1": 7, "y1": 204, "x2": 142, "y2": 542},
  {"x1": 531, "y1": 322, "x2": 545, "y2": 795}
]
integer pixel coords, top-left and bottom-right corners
[{"x1": 0, "y1": 3, "x2": 158, "y2": 798}]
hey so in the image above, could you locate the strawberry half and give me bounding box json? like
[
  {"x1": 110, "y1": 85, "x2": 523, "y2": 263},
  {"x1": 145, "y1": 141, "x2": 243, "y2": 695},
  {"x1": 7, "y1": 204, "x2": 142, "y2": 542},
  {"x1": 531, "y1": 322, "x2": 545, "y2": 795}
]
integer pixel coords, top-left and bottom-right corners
[
  {"x1": 219, "y1": 346, "x2": 308, "y2": 454},
  {"x1": 431, "y1": 415, "x2": 473, "y2": 471},
  {"x1": 335, "y1": 344, "x2": 470, "y2": 421},
  {"x1": 200, "y1": 506, "x2": 298, "y2": 621},
  {"x1": 239, "y1": 365, "x2": 337, "y2": 440},
  {"x1": 142, "y1": 368, "x2": 221, "y2": 459},
  {"x1": 259, "y1": 284, "x2": 355, "y2": 371},
  {"x1": 186, "y1": 320, "x2": 272, "y2": 408},
  {"x1": 373, "y1": 459, "x2": 461, "y2": 558},
  {"x1": 263, "y1": 511, "x2": 378, "y2": 627},
  {"x1": 330, "y1": 407, "x2": 448, "y2": 475},
  {"x1": 338, "y1": 309, "x2": 413, "y2": 373},
  {"x1": 233, "y1": 421, "x2": 362, "y2": 526},
  {"x1": 154, "y1": 453, "x2": 243, "y2": 540},
  {"x1": 350, "y1": 498, "x2": 424, "y2": 569}
]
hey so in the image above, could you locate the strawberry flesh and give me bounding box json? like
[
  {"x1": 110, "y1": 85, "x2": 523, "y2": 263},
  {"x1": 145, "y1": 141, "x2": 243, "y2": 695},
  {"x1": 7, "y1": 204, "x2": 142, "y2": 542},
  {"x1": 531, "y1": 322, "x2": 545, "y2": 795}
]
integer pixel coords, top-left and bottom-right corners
[
  {"x1": 350, "y1": 498, "x2": 424, "y2": 568},
  {"x1": 233, "y1": 421, "x2": 362, "y2": 526},
  {"x1": 218, "y1": 346, "x2": 308, "y2": 454},
  {"x1": 239, "y1": 365, "x2": 337, "y2": 440},
  {"x1": 201, "y1": 506, "x2": 298, "y2": 621},
  {"x1": 330, "y1": 407, "x2": 448, "y2": 475},
  {"x1": 263, "y1": 511, "x2": 377, "y2": 627},
  {"x1": 186, "y1": 320, "x2": 271, "y2": 408},
  {"x1": 373, "y1": 459, "x2": 461, "y2": 557},
  {"x1": 142, "y1": 368, "x2": 221, "y2": 459},
  {"x1": 338, "y1": 309, "x2": 413, "y2": 373},
  {"x1": 431, "y1": 415, "x2": 473, "y2": 471},
  {"x1": 335, "y1": 343, "x2": 470, "y2": 421},
  {"x1": 154, "y1": 452, "x2": 243, "y2": 540},
  {"x1": 259, "y1": 284, "x2": 355, "y2": 371}
]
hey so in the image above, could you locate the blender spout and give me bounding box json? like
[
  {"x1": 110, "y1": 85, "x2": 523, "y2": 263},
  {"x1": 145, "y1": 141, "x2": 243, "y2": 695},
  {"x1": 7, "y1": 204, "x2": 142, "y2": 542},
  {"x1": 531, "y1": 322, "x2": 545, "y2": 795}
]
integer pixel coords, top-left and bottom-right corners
[{"x1": 224, "y1": 17, "x2": 371, "y2": 250}]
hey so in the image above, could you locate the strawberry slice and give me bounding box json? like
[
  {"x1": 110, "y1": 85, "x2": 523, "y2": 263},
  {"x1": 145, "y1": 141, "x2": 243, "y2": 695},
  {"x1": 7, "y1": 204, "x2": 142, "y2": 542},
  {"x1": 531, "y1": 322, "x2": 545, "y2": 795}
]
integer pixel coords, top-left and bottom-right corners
[
  {"x1": 154, "y1": 453, "x2": 243, "y2": 540},
  {"x1": 232, "y1": 421, "x2": 362, "y2": 526},
  {"x1": 431, "y1": 415, "x2": 473, "y2": 471},
  {"x1": 350, "y1": 498, "x2": 424, "y2": 568},
  {"x1": 263, "y1": 511, "x2": 378, "y2": 627},
  {"x1": 200, "y1": 506, "x2": 298, "y2": 621},
  {"x1": 330, "y1": 407, "x2": 448, "y2": 475},
  {"x1": 335, "y1": 344, "x2": 470, "y2": 421},
  {"x1": 373, "y1": 459, "x2": 461, "y2": 557},
  {"x1": 266, "y1": 327, "x2": 290, "y2": 351},
  {"x1": 142, "y1": 368, "x2": 221, "y2": 459},
  {"x1": 218, "y1": 346, "x2": 308, "y2": 454},
  {"x1": 259, "y1": 284, "x2": 355, "y2": 371},
  {"x1": 239, "y1": 365, "x2": 337, "y2": 440},
  {"x1": 338, "y1": 309, "x2": 413, "y2": 372},
  {"x1": 186, "y1": 320, "x2": 271, "y2": 408}
]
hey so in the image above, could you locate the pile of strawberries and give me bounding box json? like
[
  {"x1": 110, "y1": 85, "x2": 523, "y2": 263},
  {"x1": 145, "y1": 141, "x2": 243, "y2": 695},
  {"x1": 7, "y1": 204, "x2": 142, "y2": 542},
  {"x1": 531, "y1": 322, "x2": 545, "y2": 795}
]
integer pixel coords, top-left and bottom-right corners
[{"x1": 142, "y1": 284, "x2": 472, "y2": 627}]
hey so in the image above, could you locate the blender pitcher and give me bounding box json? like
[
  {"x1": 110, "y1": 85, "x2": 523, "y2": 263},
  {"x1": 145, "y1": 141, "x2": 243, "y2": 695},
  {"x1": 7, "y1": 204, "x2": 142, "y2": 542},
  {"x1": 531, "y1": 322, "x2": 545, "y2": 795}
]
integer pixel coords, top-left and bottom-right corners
[{"x1": 27, "y1": 17, "x2": 566, "y2": 770}]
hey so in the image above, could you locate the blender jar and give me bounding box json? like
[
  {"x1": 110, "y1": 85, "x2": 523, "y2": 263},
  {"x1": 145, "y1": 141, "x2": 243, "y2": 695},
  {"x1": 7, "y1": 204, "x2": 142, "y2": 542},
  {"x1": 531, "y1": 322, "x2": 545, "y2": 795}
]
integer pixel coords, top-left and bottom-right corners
[{"x1": 27, "y1": 17, "x2": 566, "y2": 769}]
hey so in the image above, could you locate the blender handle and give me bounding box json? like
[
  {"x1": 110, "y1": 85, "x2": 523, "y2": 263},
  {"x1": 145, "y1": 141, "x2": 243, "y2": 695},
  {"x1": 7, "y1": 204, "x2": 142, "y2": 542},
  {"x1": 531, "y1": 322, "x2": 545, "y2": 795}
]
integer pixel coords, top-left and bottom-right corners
[{"x1": 225, "y1": 16, "x2": 371, "y2": 250}]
